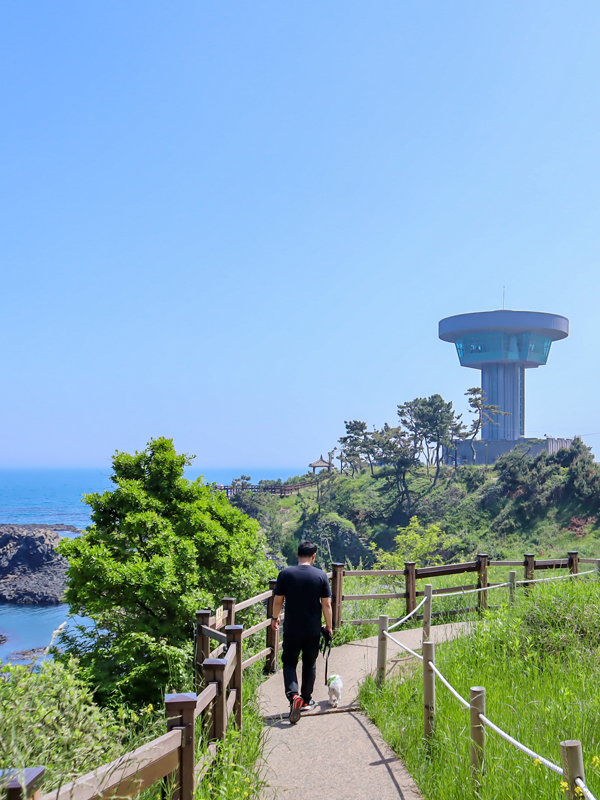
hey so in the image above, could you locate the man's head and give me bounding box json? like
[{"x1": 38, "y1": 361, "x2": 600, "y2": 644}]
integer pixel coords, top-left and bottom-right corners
[{"x1": 297, "y1": 541, "x2": 317, "y2": 564}]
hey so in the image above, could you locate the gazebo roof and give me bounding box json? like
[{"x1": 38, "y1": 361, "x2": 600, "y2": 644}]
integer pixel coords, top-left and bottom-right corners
[{"x1": 308, "y1": 455, "x2": 331, "y2": 468}]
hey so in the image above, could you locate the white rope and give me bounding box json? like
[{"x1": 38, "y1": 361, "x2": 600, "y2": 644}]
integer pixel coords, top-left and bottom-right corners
[
  {"x1": 383, "y1": 630, "x2": 423, "y2": 661},
  {"x1": 478, "y1": 713, "x2": 563, "y2": 775},
  {"x1": 516, "y1": 568, "x2": 597, "y2": 586},
  {"x1": 440, "y1": 581, "x2": 510, "y2": 598},
  {"x1": 427, "y1": 661, "x2": 470, "y2": 709},
  {"x1": 576, "y1": 777, "x2": 598, "y2": 800},
  {"x1": 388, "y1": 596, "x2": 428, "y2": 631}
]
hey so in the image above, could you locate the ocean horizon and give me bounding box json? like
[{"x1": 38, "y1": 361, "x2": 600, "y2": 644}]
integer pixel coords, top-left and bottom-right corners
[{"x1": 0, "y1": 465, "x2": 305, "y2": 662}]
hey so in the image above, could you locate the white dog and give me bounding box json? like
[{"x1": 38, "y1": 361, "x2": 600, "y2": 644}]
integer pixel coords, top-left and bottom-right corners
[{"x1": 327, "y1": 674, "x2": 343, "y2": 708}]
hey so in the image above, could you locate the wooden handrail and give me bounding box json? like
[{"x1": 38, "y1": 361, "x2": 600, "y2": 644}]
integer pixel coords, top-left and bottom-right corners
[
  {"x1": 242, "y1": 647, "x2": 271, "y2": 670},
  {"x1": 235, "y1": 589, "x2": 273, "y2": 612},
  {"x1": 223, "y1": 644, "x2": 237, "y2": 684},
  {"x1": 241, "y1": 618, "x2": 271, "y2": 639},
  {"x1": 40, "y1": 729, "x2": 182, "y2": 800},
  {"x1": 193, "y1": 683, "x2": 218, "y2": 720},
  {"x1": 345, "y1": 569, "x2": 406, "y2": 577},
  {"x1": 342, "y1": 592, "x2": 407, "y2": 601},
  {"x1": 226, "y1": 689, "x2": 237, "y2": 720},
  {"x1": 416, "y1": 562, "x2": 479, "y2": 578}
]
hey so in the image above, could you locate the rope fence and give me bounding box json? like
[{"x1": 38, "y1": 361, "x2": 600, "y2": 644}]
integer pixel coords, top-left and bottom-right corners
[{"x1": 375, "y1": 558, "x2": 600, "y2": 800}]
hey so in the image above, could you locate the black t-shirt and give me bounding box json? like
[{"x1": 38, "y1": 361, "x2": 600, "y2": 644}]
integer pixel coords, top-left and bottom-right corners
[{"x1": 274, "y1": 564, "x2": 332, "y2": 637}]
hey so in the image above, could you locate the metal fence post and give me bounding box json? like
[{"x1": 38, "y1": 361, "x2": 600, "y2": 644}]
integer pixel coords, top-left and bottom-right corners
[
  {"x1": 202, "y1": 659, "x2": 227, "y2": 740},
  {"x1": 165, "y1": 693, "x2": 197, "y2": 800},
  {"x1": 423, "y1": 584, "x2": 433, "y2": 641},
  {"x1": 477, "y1": 554, "x2": 488, "y2": 613},
  {"x1": 226, "y1": 625, "x2": 243, "y2": 730},
  {"x1": 568, "y1": 551, "x2": 579, "y2": 575},
  {"x1": 470, "y1": 686, "x2": 486, "y2": 780},
  {"x1": 377, "y1": 615, "x2": 389, "y2": 686},
  {"x1": 331, "y1": 563, "x2": 344, "y2": 629},
  {"x1": 423, "y1": 641, "x2": 435, "y2": 738},
  {"x1": 560, "y1": 740, "x2": 586, "y2": 800},
  {"x1": 195, "y1": 609, "x2": 211, "y2": 690},
  {"x1": 509, "y1": 570, "x2": 516, "y2": 605},
  {"x1": 265, "y1": 579, "x2": 279, "y2": 673},
  {"x1": 405, "y1": 562, "x2": 416, "y2": 615}
]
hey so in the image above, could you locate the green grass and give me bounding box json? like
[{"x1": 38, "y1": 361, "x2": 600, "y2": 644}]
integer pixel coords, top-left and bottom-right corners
[
  {"x1": 195, "y1": 665, "x2": 267, "y2": 800},
  {"x1": 359, "y1": 577, "x2": 600, "y2": 799}
]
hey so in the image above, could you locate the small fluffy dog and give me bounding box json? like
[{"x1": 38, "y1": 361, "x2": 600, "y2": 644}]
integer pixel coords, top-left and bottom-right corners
[{"x1": 327, "y1": 674, "x2": 343, "y2": 708}]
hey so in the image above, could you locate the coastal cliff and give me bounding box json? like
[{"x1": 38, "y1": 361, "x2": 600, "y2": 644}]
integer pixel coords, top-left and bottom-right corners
[{"x1": 0, "y1": 525, "x2": 74, "y2": 604}]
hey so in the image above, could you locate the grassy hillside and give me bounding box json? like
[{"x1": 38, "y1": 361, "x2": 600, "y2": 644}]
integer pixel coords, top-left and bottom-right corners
[
  {"x1": 231, "y1": 439, "x2": 600, "y2": 565},
  {"x1": 359, "y1": 578, "x2": 600, "y2": 799}
]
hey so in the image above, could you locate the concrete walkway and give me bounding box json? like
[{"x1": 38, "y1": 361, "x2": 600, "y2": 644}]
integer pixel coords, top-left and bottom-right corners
[{"x1": 259, "y1": 622, "x2": 468, "y2": 800}]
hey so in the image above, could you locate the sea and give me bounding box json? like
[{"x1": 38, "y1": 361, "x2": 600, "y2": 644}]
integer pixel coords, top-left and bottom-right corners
[{"x1": 0, "y1": 466, "x2": 303, "y2": 663}]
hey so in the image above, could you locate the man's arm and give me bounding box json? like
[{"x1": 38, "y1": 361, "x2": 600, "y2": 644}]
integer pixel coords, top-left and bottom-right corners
[
  {"x1": 321, "y1": 597, "x2": 332, "y2": 634},
  {"x1": 271, "y1": 594, "x2": 284, "y2": 631}
]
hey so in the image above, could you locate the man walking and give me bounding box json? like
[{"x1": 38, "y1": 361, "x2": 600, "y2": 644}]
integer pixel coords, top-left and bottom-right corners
[{"x1": 271, "y1": 541, "x2": 333, "y2": 724}]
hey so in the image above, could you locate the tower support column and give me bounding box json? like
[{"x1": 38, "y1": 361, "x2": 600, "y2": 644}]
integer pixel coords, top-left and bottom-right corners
[{"x1": 480, "y1": 363, "x2": 523, "y2": 441}]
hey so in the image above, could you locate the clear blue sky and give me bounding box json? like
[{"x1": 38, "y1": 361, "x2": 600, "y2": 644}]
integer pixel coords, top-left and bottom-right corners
[{"x1": 2, "y1": 1, "x2": 599, "y2": 468}]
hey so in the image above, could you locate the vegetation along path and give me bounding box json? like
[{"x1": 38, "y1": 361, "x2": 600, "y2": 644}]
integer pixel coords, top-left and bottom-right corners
[{"x1": 259, "y1": 621, "x2": 468, "y2": 800}]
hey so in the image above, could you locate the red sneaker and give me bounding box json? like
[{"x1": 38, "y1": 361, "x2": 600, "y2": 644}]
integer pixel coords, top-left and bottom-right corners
[{"x1": 289, "y1": 694, "x2": 303, "y2": 724}]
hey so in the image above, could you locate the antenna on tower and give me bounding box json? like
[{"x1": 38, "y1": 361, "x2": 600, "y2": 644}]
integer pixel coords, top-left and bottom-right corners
[{"x1": 503, "y1": 286, "x2": 505, "y2": 310}]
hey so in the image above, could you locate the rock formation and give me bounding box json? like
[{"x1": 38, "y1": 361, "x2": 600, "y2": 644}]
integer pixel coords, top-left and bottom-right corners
[{"x1": 0, "y1": 525, "x2": 70, "y2": 604}]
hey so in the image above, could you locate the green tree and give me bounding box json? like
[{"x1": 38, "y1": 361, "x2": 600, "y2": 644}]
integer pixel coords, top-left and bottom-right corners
[
  {"x1": 372, "y1": 423, "x2": 420, "y2": 517},
  {"x1": 399, "y1": 394, "x2": 463, "y2": 486},
  {"x1": 465, "y1": 387, "x2": 506, "y2": 462},
  {"x1": 373, "y1": 516, "x2": 448, "y2": 569},
  {"x1": 57, "y1": 437, "x2": 275, "y2": 706},
  {"x1": 339, "y1": 420, "x2": 373, "y2": 476}
]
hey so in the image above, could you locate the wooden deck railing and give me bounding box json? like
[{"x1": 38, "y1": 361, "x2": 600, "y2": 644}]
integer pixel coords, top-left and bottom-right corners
[
  {"x1": 2, "y1": 579, "x2": 284, "y2": 800},
  {"x1": 336, "y1": 550, "x2": 600, "y2": 625},
  {"x1": 6, "y1": 549, "x2": 599, "y2": 800}
]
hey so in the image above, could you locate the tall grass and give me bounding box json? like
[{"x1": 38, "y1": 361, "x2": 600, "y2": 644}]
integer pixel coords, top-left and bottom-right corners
[{"x1": 359, "y1": 578, "x2": 600, "y2": 799}]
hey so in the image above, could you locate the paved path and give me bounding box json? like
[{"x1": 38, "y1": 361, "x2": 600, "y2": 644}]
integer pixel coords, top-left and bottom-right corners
[{"x1": 259, "y1": 622, "x2": 468, "y2": 800}]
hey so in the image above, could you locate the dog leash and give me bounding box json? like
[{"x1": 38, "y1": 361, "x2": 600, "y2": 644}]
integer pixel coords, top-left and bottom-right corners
[{"x1": 320, "y1": 626, "x2": 332, "y2": 686}]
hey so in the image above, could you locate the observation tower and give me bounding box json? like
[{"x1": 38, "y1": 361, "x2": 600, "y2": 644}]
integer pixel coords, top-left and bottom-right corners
[{"x1": 439, "y1": 310, "x2": 569, "y2": 441}]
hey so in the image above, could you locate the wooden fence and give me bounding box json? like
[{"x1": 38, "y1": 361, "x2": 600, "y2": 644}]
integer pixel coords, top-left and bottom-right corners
[
  {"x1": 4, "y1": 551, "x2": 599, "y2": 800},
  {"x1": 333, "y1": 550, "x2": 600, "y2": 627},
  {"x1": 221, "y1": 480, "x2": 315, "y2": 499},
  {"x1": 0, "y1": 580, "x2": 286, "y2": 800}
]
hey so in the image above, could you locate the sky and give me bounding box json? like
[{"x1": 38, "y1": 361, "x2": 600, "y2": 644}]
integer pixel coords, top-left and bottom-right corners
[{"x1": 1, "y1": 1, "x2": 600, "y2": 469}]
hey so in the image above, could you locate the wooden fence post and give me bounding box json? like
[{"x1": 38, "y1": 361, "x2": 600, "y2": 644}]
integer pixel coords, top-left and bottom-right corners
[
  {"x1": 568, "y1": 551, "x2": 579, "y2": 575},
  {"x1": 423, "y1": 584, "x2": 433, "y2": 641},
  {"x1": 524, "y1": 553, "x2": 535, "y2": 592},
  {"x1": 202, "y1": 659, "x2": 227, "y2": 741},
  {"x1": 377, "y1": 614, "x2": 388, "y2": 686},
  {"x1": 265, "y1": 579, "x2": 279, "y2": 673},
  {"x1": 477, "y1": 554, "x2": 488, "y2": 613},
  {"x1": 509, "y1": 570, "x2": 516, "y2": 605},
  {"x1": 226, "y1": 625, "x2": 243, "y2": 730},
  {"x1": 596, "y1": 559, "x2": 600, "y2": 580},
  {"x1": 405, "y1": 562, "x2": 416, "y2": 615},
  {"x1": 470, "y1": 686, "x2": 486, "y2": 781},
  {"x1": 560, "y1": 740, "x2": 586, "y2": 800},
  {"x1": 222, "y1": 597, "x2": 236, "y2": 626},
  {"x1": 423, "y1": 641, "x2": 435, "y2": 738},
  {"x1": 195, "y1": 610, "x2": 211, "y2": 690},
  {"x1": 165, "y1": 693, "x2": 197, "y2": 800},
  {"x1": 0, "y1": 769, "x2": 45, "y2": 800},
  {"x1": 331, "y1": 563, "x2": 344, "y2": 629}
]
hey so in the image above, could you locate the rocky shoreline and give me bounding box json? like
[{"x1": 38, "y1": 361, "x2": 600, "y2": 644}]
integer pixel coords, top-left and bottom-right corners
[{"x1": 0, "y1": 524, "x2": 76, "y2": 605}]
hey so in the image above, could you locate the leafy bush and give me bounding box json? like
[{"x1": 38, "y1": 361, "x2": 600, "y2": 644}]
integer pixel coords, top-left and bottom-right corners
[
  {"x1": 0, "y1": 658, "x2": 124, "y2": 793},
  {"x1": 57, "y1": 437, "x2": 276, "y2": 706}
]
